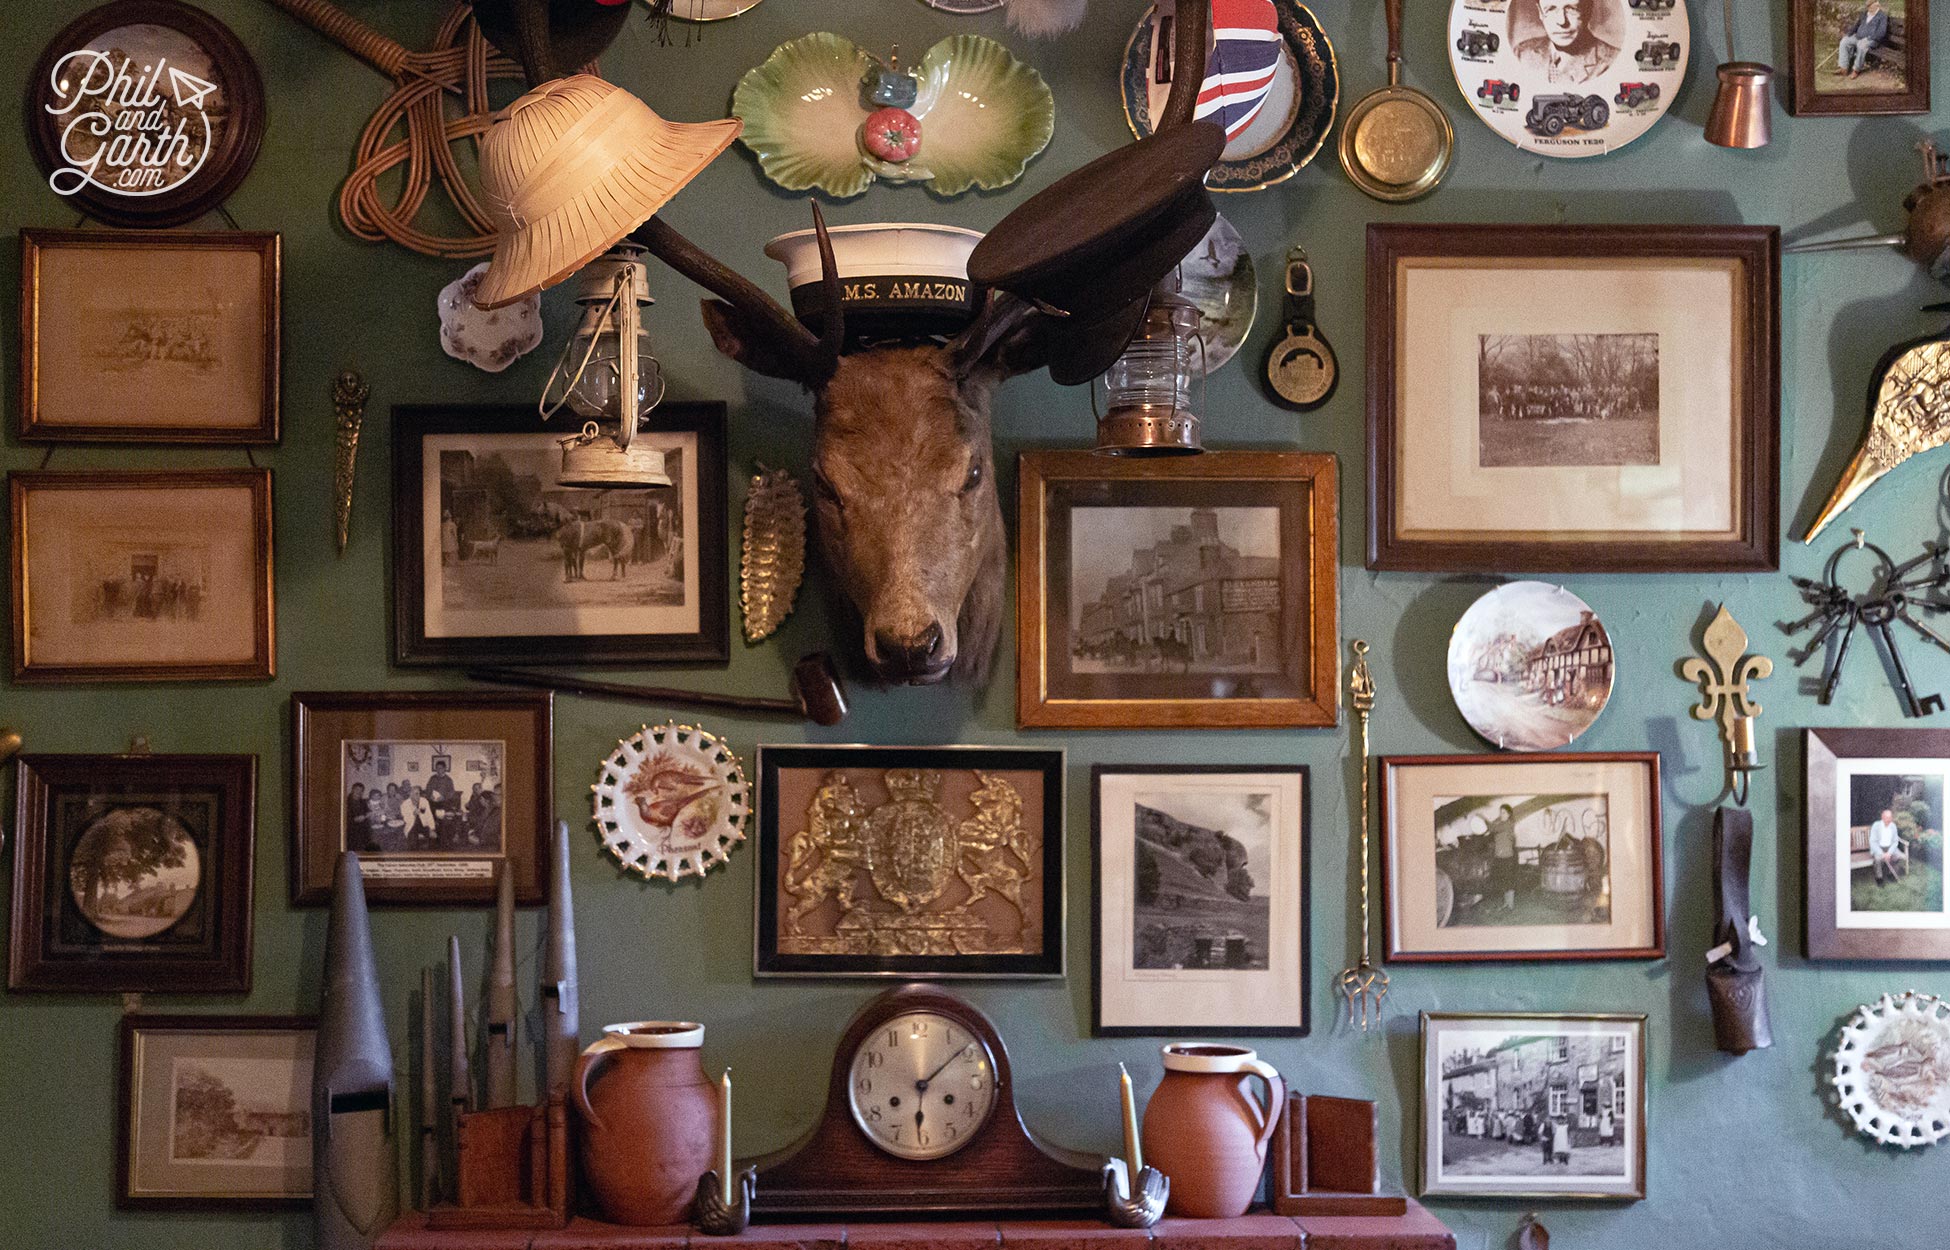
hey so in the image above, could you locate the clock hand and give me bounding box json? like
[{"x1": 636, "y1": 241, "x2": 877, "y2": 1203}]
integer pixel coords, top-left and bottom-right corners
[{"x1": 916, "y1": 1043, "x2": 976, "y2": 1093}]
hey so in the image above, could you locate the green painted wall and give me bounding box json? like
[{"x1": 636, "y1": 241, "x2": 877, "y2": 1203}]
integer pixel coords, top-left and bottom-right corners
[{"x1": 1, "y1": 1, "x2": 1942, "y2": 1245}]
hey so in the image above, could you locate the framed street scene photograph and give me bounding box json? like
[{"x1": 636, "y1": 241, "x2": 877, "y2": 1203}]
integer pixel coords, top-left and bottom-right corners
[
  {"x1": 1420, "y1": 1011, "x2": 1647, "y2": 1200},
  {"x1": 754, "y1": 745, "x2": 1064, "y2": 978},
  {"x1": 1805, "y1": 728, "x2": 1950, "y2": 960},
  {"x1": 9, "y1": 754, "x2": 256, "y2": 993},
  {"x1": 9, "y1": 469, "x2": 275, "y2": 683},
  {"x1": 1016, "y1": 450, "x2": 1339, "y2": 729},
  {"x1": 119, "y1": 1015, "x2": 314, "y2": 1209},
  {"x1": 1381, "y1": 753, "x2": 1663, "y2": 962},
  {"x1": 1791, "y1": 0, "x2": 1929, "y2": 116},
  {"x1": 392, "y1": 403, "x2": 727, "y2": 667},
  {"x1": 18, "y1": 229, "x2": 280, "y2": 443},
  {"x1": 1092, "y1": 765, "x2": 1309, "y2": 1036},
  {"x1": 1366, "y1": 224, "x2": 1779, "y2": 573},
  {"x1": 289, "y1": 691, "x2": 552, "y2": 906}
]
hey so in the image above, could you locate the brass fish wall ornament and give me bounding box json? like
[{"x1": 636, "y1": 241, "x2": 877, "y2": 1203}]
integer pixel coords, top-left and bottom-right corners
[
  {"x1": 1804, "y1": 307, "x2": 1950, "y2": 542},
  {"x1": 333, "y1": 370, "x2": 370, "y2": 556},
  {"x1": 740, "y1": 466, "x2": 806, "y2": 643}
]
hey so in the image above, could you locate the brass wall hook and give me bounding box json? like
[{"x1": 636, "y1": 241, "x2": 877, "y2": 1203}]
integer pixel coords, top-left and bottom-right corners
[{"x1": 1680, "y1": 605, "x2": 1773, "y2": 804}]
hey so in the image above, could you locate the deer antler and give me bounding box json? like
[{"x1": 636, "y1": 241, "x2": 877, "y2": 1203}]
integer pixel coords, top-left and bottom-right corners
[{"x1": 1155, "y1": 0, "x2": 1211, "y2": 133}]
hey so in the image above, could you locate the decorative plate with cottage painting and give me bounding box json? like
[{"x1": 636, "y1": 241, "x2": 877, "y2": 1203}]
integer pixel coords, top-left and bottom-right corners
[{"x1": 1446, "y1": 581, "x2": 1615, "y2": 751}]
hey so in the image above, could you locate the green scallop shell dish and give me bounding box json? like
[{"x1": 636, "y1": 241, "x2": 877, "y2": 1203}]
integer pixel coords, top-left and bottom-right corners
[{"x1": 733, "y1": 32, "x2": 1056, "y2": 198}]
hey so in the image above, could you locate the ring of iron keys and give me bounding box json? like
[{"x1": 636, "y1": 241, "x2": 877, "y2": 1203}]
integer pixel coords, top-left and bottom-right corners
[
  {"x1": 1780, "y1": 530, "x2": 1950, "y2": 717},
  {"x1": 1262, "y1": 247, "x2": 1338, "y2": 411}
]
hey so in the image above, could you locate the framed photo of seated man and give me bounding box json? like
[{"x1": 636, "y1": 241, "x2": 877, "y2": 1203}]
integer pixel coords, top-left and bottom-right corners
[
  {"x1": 1791, "y1": 0, "x2": 1929, "y2": 115},
  {"x1": 1805, "y1": 728, "x2": 1950, "y2": 959}
]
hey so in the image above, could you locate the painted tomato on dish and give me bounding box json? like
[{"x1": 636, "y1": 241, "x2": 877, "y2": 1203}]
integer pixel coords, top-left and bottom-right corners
[{"x1": 861, "y1": 107, "x2": 923, "y2": 162}]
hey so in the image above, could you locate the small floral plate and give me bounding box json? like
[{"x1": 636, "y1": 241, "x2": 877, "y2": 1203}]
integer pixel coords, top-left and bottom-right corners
[{"x1": 437, "y1": 262, "x2": 542, "y2": 373}]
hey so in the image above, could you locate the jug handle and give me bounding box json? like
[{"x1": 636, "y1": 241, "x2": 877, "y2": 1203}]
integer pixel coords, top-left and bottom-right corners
[
  {"x1": 1243, "y1": 1059, "x2": 1286, "y2": 1155},
  {"x1": 573, "y1": 1036, "x2": 624, "y2": 1134}
]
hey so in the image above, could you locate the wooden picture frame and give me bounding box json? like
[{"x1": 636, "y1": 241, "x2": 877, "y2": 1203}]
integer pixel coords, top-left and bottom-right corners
[
  {"x1": 754, "y1": 745, "x2": 1065, "y2": 979},
  {"x1": 290, "y1": 691, "x2": 553, "y2": 906},
  {"x1": 119, "y1": 1014, "x2": 315, "y2": 1209},
  {"x1": 1381, "y1": 753, "x2": 1664, "y2": 963},
  {"x1": 1016, "y1": 449, "x2": 1339, "y2": 729},
  {"x1": 19, "y1": 229, "x2": 280, "y2": 443},
  {"x1": 1091, "y1": 764, "x2": 1309, "y2": 1036},
  {"x1": 1366, "y1": 223, "x2": 1779, "y2": 573},
  {"x1": 10, "y1": 468, "x2": 275, "y2": 683},
  {"x1": 1791, "y1": 0, "x2": 1929, "y2": 116},
  {"x1": 10, "y1": 754, "x2": 256, "y2": 993},
  {"x1": 391, "y1": 402, "x2": 728, "y2": 667},
  {"x1": 26, "y1": 0, "x2": 267, "y2": 230},
  {"x1": 1804, "y1": 727, "x2": 1950, "y2": 960},
  {"x1": 1419, "y1": 1011, "x2": 1647, "y2": 1201}
]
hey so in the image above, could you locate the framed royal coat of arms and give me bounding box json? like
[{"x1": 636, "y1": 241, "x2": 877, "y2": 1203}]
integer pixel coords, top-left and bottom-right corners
[{"x1": 754, "y1": 746, "x2": 1065, "y2": 978}]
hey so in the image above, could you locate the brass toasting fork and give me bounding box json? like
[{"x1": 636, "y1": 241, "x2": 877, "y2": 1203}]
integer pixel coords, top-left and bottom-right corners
[{"x1": 1335, "y1": 641, "x2": 1390, "y2": 1031}]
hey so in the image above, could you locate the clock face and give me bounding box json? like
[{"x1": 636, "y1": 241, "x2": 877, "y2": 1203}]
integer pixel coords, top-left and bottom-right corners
[{"x1": 845, "y1": 1009, "x2": 998, "y2": 1160}]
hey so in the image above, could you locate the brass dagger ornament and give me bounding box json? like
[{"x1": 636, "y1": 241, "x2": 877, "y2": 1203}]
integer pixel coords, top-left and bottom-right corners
[
  {"x1": 334, "y1": 370, "x2": 370, "y2": 556},
  {"x1": 1804, "y1": 306, "x2": 1950, "y2": 542}
]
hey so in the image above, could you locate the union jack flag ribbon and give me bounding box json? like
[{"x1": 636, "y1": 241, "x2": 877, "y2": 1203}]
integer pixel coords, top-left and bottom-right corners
[{"x1": 1195, "y1": 0, "x2": 1283, "y2": 141}]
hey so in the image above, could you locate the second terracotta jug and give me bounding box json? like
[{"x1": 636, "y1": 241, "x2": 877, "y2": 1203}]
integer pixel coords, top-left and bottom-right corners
[
  {"x1": 1140, "y1": 1042, "x2": 1285, "y2": 1218},
  {"x1": 573, "y1": 1022, "x2": 716, "y2": 1225}
]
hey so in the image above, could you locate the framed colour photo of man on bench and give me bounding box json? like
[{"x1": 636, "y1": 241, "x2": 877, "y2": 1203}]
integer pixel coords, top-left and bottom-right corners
[
  {"x1": 1791, "y1": 0, "x2": 1930, "y2": 115},
  {"x1": 1805, "y1": 728, "x2": 1950, "y2": 959}
]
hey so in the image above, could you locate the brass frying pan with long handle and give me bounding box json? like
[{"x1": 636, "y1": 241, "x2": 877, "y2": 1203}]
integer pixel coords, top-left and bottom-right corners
[{"x1": 1338, "y1": 0, "x2": 1453, "y2": 202}]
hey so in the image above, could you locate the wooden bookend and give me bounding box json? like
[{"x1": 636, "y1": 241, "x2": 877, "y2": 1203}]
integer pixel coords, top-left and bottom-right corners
[
  {"x1": 1270, "y1": 1093, "x2": 1408, "y2": 1218},
  {"x1": 427, "y1": 1093, "x2": 572, "y2": 1230}
]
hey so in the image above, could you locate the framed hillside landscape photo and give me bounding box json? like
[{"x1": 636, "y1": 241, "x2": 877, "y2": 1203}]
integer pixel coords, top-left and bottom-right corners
[
  {"x1": 392, "y1": 403, "x2": 727, "y2": 667},
  {"x1": 1092, "y1": 765, "x2": 1309, "y2": 1036},
  {"x1": 1420, "y1": 1012, "x2": 1647, "y2": 1200},
  {"x1": 754, "y1": 745, "x2": 1064, "y2": 978},
  {"x1": 1381, "y1": 753, "x2": 1664, "y2": 962},
  {"x1": 1366, "y1": 224, "x2": 1779, "y2": 573},
  {"x1": 9, "y1": 754, "x2": 256, "y2": 993},
  {"x1": 9, "y1": 469, "x2": 275, "y2": 683},
  {"x1": 19, "y1": 229, "x2": 280, "y2": 443},
  {"x1": 1791, "y1": 0, "x2": 1929, "y2": 116},
  {"x1": 1016, "y1": 450, "x2": 1339, "y2": 729},
  {"x1": 289, "y1": 691, "x2": 552, "y2": 906},
  {"x1": 119, "y1": 1015, "x2": 314, "y2": 1209},
  {"x1": 1805, "y1": 728, "x2": 1950, "y2": 960}
]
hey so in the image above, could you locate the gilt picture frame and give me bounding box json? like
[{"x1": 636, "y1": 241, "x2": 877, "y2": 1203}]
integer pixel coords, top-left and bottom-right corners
[
  {"x1": 754, "y1": 745, "x2": 1065, "y2": 979},
  {"x1": 1366, "y1": 224, "x2": 1778, "y2": 573},
  {"x1": 1804, "y1": 727, "x2": 1950, "y2": 960},
  {"x1": 1016, "y1": 450, "x2": 1340, "y2": 729},
  {"x1": 1790, "y1": 0, "x2": 1929, "y2": 116}
]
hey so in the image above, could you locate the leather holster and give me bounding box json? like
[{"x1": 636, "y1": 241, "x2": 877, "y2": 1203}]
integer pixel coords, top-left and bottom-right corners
[{"x1": 1707, "y1": 806, "x2": 1772, "y2": 1054}]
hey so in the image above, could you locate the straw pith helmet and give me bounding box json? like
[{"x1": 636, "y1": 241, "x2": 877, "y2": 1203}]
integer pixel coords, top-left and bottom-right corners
[{"x1": 473, "y1": 75, "x2": 742, "y2": 309}]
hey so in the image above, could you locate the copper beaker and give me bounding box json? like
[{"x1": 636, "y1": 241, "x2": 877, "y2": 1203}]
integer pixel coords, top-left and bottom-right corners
[{"x1": 1706, "y1": 62, "x2": 1774, "y2": 149}]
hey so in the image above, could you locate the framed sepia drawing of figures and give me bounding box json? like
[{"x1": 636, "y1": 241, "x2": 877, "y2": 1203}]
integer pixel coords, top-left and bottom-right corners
[
  {"x1": 1791, "y1": 0, "x2": 1929, "y2": 116},
  {"x1": 10, "y1": 754, "x2": 256, "y2": 993},
  {"x1": 1805, "y1": 728, "x2": 1950, "y2": 959},
  {"x1": 1092, "y1": 765, "x2": 1309, "y2": 1036},
  {"x1": 1366, "y1": 224, "x2": 1779, "y2": 573},
  {"x1": 754, "y1": 745, "x2": 1064, "y2": 978},
  {"x1": 1016, "y1": 450, "x2": 1339, "y2": 729},
  {"x1": 392, "y1": 403, "x2": 727, "y2": 667}
]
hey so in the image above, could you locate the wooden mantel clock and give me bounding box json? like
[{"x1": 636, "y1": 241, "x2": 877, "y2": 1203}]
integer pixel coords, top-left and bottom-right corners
[{"x1": 744, "y1": 983, "x2": 1104, "y2": 1216}]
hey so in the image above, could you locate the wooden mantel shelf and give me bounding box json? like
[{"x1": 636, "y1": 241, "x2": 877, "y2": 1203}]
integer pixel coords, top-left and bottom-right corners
[{"x1": 379, "y1": 1204, "x2": 1454, "y2": 1250}]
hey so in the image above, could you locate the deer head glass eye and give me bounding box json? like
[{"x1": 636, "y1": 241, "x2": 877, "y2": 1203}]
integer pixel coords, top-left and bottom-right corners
[
  {"x1": 813, "y1": 469, "x2": 845, "y2": 511},
  {"x1": 960, "y1": 458, "x2": 984, "y2": 496}
]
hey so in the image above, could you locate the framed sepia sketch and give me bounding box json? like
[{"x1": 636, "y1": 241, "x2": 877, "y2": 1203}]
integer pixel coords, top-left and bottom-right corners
[
  {"x1": 1016, "y1": 450, "x2": 1339, "y2": 729},
  {"x1": 1791, "y1": 0, "x2": 1929, "y2": 116},
  {"x1": 754, "y1": 745, "x2": 1064, "y2": 978},
  {"x1": 1092, "y1": 765, "x2": 1309, "y2": 1036},
  {"x1": 1381, "y1": 753, "x2": 1663, "y2": 962},
  {"x1": 1419, "y1": 1011, "x2": 1647, "y2": 1201},
  {"x1": 392, "y1": 403, "x2": 727, "y2": 667},
  {"x1": 9, "y1": 754, "x2": 256, "y2": 993},
  {"x1": 1366, "y1": 224, "x2": 1779, "y2": 573},
  {"x1": 1805, "y1": 728, "x2": 1950, "y2": 960},
  {"x1": 19, "y1": 229, "x2": 280, "y2": 443},
  {"x1": 9, "y1": 468, "x2": 275, "y2": 683},
  {"x1": 289, "y1": 691, "x2": 552, "y2": 906},
  {"x1": 119, "y1": 1015, "x2": 314, "y2": 1209}
]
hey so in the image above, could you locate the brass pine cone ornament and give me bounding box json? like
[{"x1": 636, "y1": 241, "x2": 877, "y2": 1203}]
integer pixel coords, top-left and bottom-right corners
[{"x1": 741, "y1": 466, "x2": 805, "y2": 643}]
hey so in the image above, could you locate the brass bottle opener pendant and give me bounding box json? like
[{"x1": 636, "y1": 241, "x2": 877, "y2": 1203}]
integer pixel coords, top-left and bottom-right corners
[{"x1": 1265, "y1": 248, "x2": 1337, "y2": 411}]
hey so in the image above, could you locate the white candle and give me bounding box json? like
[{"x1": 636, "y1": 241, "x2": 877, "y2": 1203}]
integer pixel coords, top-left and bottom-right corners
[
  {"x1": 1119, "y1": 1062, "x2": 1143, "y2": 1174},
  {"x1": 719, "y1": 1068, "x2": 734, "y2": 1206}
]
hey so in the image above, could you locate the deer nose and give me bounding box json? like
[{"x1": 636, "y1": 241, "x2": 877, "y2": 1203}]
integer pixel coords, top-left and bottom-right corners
[{"x1": 875, "y1": 622, "x2": 945, "y2": 673}]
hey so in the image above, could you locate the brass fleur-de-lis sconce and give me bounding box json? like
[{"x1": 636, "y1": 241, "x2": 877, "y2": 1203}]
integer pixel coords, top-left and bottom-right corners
[{"x1": 1680, "y1": 605, "x2": 1773, "y2": 804}]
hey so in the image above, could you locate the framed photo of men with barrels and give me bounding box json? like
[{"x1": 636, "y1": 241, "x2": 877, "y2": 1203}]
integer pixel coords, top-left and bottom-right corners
[{"x1": 391, "y1": 403, "x2": 727, "y2": 667}]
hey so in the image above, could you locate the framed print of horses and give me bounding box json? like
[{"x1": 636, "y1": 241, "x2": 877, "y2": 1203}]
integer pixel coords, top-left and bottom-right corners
[{"x1": 391, "y1": 404, "x2": 727, "y2": 666}]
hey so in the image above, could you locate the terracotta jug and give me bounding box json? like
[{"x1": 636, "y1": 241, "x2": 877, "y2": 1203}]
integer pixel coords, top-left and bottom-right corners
[
  {"x1": 573, "y1": 1022, "x2": 716, "y2": 1225},
  {"x1": 1140, "y1": 1042, "x2": 1285, "y2": 1218}
]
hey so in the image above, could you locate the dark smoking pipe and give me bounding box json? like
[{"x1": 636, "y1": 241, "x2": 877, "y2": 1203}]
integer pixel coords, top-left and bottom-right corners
[{"x1": 467, "y1": 652, "x2": 849, "y2": 726}]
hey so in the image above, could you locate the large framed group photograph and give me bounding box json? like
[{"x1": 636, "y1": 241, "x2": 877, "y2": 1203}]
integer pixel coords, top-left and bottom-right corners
[
  {"x1": 289, "y1": 691, "x2": 552, "y2": 906},
  {"x1": 1092, "y1": 765, "x2": 1309, "y2": 1036},
  {"x1": 1420, "y1": 1011, "x2": 1647, "y2": 1200},
  {"x1": 1016, "y1": 450, "x2": 1339, "y2": 729},
  {"x1": 1366, "y1": 224, "x2": 1779, "y2": 573},
  {"x1": 1381, "y1": 753, "x2": 1663, "y2": 962},
  {"x1": 392, "y1": 403, "x2": 727, "y2": 667},
  {"x1": 1805, "y1": 728, "x2": 1950, "y2": 960},
  {"x1": 1790, "y1": 0, "x2": 1930, "y2": 116},
  {"x1": 753, "y1": 745, "x2": 1064, "y2": 979}
]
